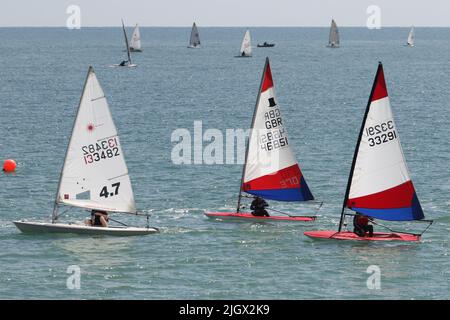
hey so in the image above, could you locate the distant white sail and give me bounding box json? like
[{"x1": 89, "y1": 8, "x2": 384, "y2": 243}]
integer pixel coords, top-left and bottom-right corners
[
  {"x1": 407, "y1": 26, "x2": 415, "y2": 47},
  {"x1": 130, "y1": 24, "x2": 142, "y2": 52},
  {"x1": 188, "y1": 22, "x2": 201, "y2": 48},
  {"x1": 239, "y1": 29, "x2": 252, "y2": 57},
  {"x1": 56, "y1": 67, "x2": 136, "y2": 214},
  {"x1": 327, "y1": 19, "x2": 340, "y2": 48}
]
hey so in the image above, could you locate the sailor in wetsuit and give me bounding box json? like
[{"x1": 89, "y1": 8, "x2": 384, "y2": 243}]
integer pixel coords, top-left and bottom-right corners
[
  {"x1": 85, "y1": 210, "x2": 109, "y2": 227},
  {"x1": 353, "y1": 214, "x2": 374, "y2": 237},
  {"x1": 250, "y1": 197, "x2": 270, "y2": 217},
  {"x1": 119, "y1": 60, "x2": 127, "y2": 66}
]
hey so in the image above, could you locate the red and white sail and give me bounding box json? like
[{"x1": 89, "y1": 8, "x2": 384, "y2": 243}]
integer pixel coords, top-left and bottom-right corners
[
  {"x1": 242, "y1": 58, "x2": 313, "y2": 201},
  {"x1": 346, "y1": 63, "x2": 424, "y2": 221}
]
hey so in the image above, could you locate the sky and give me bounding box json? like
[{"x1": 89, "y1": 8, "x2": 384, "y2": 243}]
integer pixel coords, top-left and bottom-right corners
[{"x1": 0, "y1": 0, "x2": 449, "y2": 27}]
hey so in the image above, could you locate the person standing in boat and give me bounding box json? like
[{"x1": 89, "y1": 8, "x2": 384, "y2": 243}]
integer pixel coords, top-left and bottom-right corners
[
  {"x1": 119, "y1": 60, "x2": 127, "y2": 67},
  {"x1": 250, "y1": 197, "x2": 270, "y2": 217},
  {"x1": 85, "y1": 210, "x2": 109, "y2": 227},
  {"x1": 353, "y1": 214, "x2": 373, "y2": 237}
]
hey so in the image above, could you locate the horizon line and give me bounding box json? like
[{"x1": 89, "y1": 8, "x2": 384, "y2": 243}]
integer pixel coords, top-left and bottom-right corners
[{"x1": 0, "y1": 25, "x2": 443, "y2": 28}]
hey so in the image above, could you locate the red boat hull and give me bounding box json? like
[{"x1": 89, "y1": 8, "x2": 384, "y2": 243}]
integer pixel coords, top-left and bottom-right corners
[
  {"x1": 304, "y1": 230, "x2": 420, "y2": 242},
  {"x1": 205, "y1": 212, "x2": 315, "y2": 222}
]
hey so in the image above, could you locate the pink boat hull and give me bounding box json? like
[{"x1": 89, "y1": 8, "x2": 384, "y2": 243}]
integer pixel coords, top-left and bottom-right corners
[
  {"x1": 205, "y1": 212, "x2": 316, "y2": 222},
  {"x1": 304, "y1": 230, "x2": 420, "y2": 242}
]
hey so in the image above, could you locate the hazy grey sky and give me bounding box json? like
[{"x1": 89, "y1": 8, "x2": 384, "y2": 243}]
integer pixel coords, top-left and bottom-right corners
[{"x1": 0, "y1": 0, "x2": 448, "y2": 27}]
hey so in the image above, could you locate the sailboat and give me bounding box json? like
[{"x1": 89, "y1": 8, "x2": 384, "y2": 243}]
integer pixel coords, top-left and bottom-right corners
[
  {"x1": 112, "y1": 19, "x2": 137, "y2": 67},
  {"x1": 14, "y1": 67, "x2": 158, "y2": 236},
  {"x1": 406, "y1": 26, "x2": 415, "y2": 47},
  {"x1": 326, "y1": 19, "x2": 340, "y2": 48},
  {"x1": 129, "y1": 24, "x2": 142, "y2": 52},
  {"x1": 205, "y1": 58, "x2": 316, "y2": 222},
  {"x1": 187, "y1": 22, "x2": 201, "y2": 48},
  {"x1": 235, "y1": 29, "x2": 252, "y2": 57},
  {"x1": 304, "y1": 63, "x2": 433, "y2": 241}
]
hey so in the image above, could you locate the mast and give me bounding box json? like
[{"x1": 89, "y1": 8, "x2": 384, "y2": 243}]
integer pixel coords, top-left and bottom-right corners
[
  {"x1": 52, "y1": 67, "x2": 94, "y2": 223},
  {"x1": 236, "y1": 57, "x2": 269, "y2": 212},
  {"x1": 122, "y1": 19, "x2": 132, "y2": 64},
  {"x1": 338, "y1": 62, "x2": 383, "y2": 231}
]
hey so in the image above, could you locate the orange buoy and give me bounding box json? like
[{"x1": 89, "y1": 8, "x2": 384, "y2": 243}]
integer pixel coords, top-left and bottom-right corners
[{"x1": 3, "y1": 159, "x2": 17, "y2": 173}]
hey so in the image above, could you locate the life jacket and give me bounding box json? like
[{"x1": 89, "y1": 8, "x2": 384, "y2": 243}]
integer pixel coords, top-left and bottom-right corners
[{"x1": 354, "y1": 215, "x2": 369, "y2": 227}]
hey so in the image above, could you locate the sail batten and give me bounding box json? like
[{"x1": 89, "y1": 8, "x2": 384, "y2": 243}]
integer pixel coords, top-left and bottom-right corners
[
  {"x1": 55, "y1": 67, "x2": 136, "y2": 214},
  {"x1": 240, "y1": 58, "x2": 313, "y2": 202}
]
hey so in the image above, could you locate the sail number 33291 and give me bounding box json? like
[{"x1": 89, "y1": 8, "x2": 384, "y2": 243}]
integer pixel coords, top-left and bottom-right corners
[
  {"x1": 365, "y1": 121, "x2": 398, "y2": 147},
  {"x1": 82, "y1": 138, "x2": 120, "y2": 164}
]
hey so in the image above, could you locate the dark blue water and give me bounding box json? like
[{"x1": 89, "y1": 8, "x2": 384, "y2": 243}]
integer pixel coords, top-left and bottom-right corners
[{"x1": 0, "y1": 27, "x2": 449, "y2": 299}]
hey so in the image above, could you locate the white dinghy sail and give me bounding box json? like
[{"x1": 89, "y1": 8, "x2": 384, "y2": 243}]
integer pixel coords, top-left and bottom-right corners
[
  {"x1": 406, "y1": 26, "x2": 415, "y2": 47},
  {"x1": 327, "y1": 19, "x2": 340, "y2": 48},
  {"x1": 54, "y1": 67, "x2": 136, "y2": 217},
  {"x1": 14, "y1": 67, "x2": 158, "y2": 236},
  {"x1": 130, "y1": 24, "x2": 142, "y2": 52},
  {"x1": 236, "y1": 29, "x2": 252, "y2": 57},
  {"x1": 188, "y1": 22, "x2": 201, "y2": 48}
]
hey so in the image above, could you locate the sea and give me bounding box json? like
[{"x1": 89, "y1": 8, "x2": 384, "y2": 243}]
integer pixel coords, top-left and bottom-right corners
[{"x1": 0, "y1": 27, "x2": 449, "y2": 299}]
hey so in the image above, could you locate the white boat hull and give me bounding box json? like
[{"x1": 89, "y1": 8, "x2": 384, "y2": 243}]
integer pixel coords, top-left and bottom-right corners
[
  {"x1": 13, "y1": 221, "x2": 159, "y2": 236},
  {"x1": 110, "y1": 64, "x2": 138, "y2": 68}
]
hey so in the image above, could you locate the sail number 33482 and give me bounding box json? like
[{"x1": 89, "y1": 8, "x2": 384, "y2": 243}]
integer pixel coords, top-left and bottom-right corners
[{"x1": 82, "y1": 138, "x2": 120, "y2": 164}]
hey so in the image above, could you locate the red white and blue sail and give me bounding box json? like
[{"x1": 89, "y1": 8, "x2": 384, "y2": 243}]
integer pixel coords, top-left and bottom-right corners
[
  {"x1": 242, "y1": 58, "x2": 313, "y2": 202},
  {"x1": 347, "y1": 63, "x2": 424, "y2": 221}
]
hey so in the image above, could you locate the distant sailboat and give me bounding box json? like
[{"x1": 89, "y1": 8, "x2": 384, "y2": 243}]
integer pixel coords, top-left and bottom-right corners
[
  {"x1": 112, "y1": 19, "x2": 137, "y2": 67},
  {"x1": 205, "y1": 58, "x2": 317, "y2": 222},
  {"x1": 327, "y1": 19, "x2": 340, "y2": 48},
  {"x1": 304, "y1": 63, "x2": 433, "y2": 242},
  {"x1": 235, "y1": 29, "x2": 252, "y2": 57},
  {"x1": 406, "y1": 26, "x2": 415, "y2": 47},
  {"x1": 14, "y1": 67, "x2": 158, "y2": 236},
  {"x1": 257, "y1": 42, "x2": 275, "y2": 48},
  {"x1": 188, "y1": 22, "x2": 201, "y2": 48},
  {"x1": 129, "y1": 24, "x2": 142, "y2": 52}
]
